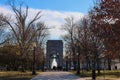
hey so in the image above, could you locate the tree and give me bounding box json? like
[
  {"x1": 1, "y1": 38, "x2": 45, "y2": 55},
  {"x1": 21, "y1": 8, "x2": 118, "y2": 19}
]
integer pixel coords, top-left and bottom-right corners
[
  {"x1": 0, "y1": 14, "x2": 9, "y2": 45},
  {"x1": 33, "y1": 22, "x2": 49, "y2": 71},
  {"x1": 75, "y1": 17, "x2": 92, "y2": 71},
  {"x1": 74, "y1": 17, "x2": 104, "y2": 79},
  {"x1": 62, "y1": 17, "x2": 77, "y2": 70},
  {"x1": 89, "y1": 0, "x2": 120, "y2": 70},
  {"x1": 0, "y1": 1, "x2": 47, "y2": 72},
  {"x1": 35, "y1": 22, "x2": 49, "y2": 47},
  {"x1": 0, "y1": 43, "x2": 20, "y2": 71}
]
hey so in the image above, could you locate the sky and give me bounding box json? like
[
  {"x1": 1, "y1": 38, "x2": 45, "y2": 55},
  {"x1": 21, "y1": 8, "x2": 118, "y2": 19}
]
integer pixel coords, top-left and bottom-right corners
[{"x1": 0, "y1": 0, "x2": 94, "y2": 40}]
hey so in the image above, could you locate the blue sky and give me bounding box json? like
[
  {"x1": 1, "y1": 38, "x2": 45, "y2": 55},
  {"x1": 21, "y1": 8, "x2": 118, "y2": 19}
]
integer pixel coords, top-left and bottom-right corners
[
  {"x1": 27, "y1": 0, "x2": 94, "y2": 14},
  {"x1": 0, "y1": 0, "x2": 94, "y2": 40},
  {"x1": 0, "y1": 0, "x2": 93, "y2": 14}
]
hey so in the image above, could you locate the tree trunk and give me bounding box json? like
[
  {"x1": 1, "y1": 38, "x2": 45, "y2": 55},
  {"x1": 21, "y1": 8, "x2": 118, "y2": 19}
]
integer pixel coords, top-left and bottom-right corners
[
  {"x1": 20, "y1": 57, "x2": 25, "y2": 72},
  {"x1": 96, "y1": 57, "x2": 101, "y2": 75},
  {"x1": 21, "y1": 62, "x2": 25, "y2": 72},
  {"x1": 73, "y1": 61, "x2": 77, "y2": 70},
  {"x1": 88, "y1": 60, "x2": 91, "y2": 70},
  {"x1": 92, "y1": 52, "x2": 96, "y2": 80},
  {"x1": 92, "y1": 69, "x2": 96, "y2": 80},
  {"x1": 107, "y1": 57, "x2": 111, "y2": 70},
  {"x1": 66, "y1": 60, "x2": 68, "y2": 71},
  {"x1": 92, "y1": 59, "x2": 96, "y2": 80},
  {"x1": 86, "y1": 56, "x2": 90, "y2": 71},
  {"x1": 69, "y1": 52, "x2": 72, "y2": 70}
]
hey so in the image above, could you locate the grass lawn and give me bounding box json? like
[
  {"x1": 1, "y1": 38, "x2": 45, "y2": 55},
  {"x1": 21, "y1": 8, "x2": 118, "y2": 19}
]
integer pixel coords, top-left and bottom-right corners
[
  {"x1": 73, "y1": 70, "x2": 120, "y2": 80},
  {"x1": 0, "y1": 71, "x2": 41, "y2": 80}
]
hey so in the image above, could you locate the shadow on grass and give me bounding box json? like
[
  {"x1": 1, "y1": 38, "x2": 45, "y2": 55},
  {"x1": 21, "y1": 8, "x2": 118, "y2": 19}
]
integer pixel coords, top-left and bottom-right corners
[
  {"x1": 75, "y1": 71, "x2": 92, "y2": 77},
  {"x1": 75, "y1": 70, "x2": 120, "y2": 78},
  {"x1": 0, "y1": 71, "x2": 39, "y2": 80},
  {"x1": 100, "y1": 70, "x2": 120, "y2": 78},
  {"x1": 0, "y1": 77, "x2": 32, "y2": 80}
]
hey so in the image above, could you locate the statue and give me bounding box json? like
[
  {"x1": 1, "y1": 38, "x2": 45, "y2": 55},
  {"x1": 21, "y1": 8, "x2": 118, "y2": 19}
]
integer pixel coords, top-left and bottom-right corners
[{"x1": 51, "y1": 54, "x2": 57, "y2": 69}]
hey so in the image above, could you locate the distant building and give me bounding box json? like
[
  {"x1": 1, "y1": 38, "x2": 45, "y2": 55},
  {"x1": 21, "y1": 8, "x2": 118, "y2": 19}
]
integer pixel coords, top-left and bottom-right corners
[{"x1": 46, "y1": 40, "x2": 63, "y2": 69}]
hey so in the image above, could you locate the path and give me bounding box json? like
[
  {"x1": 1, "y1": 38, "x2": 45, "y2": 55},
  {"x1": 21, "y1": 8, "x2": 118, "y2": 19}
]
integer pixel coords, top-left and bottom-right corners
[{"x1": 31, "y1": 71, "x2": 91, "y2": 80}]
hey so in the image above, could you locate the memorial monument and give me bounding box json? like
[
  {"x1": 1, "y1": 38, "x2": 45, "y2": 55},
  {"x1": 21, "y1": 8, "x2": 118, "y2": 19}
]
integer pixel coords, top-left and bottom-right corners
[{"x1": 46, "y1": 40, "x2": 63, "y2": 69}]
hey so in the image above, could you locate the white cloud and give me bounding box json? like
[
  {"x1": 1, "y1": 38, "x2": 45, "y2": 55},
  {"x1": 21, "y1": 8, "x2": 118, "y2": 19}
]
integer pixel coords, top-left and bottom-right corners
[
  {"x1": 0, "y1": 6, "x2": 12, "y2": 16},
  {"x1": 0, "y1": 6, "x2": 85, "y2": 40}
]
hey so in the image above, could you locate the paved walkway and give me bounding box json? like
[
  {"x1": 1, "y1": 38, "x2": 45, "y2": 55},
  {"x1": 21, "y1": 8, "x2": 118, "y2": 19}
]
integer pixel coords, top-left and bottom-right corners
[
  {"x1": 31, "y1": 71, "x2": 120, "y2": 80},
  {"x1": 31, "y1": 71, "x2": 90, "y2": 80}
]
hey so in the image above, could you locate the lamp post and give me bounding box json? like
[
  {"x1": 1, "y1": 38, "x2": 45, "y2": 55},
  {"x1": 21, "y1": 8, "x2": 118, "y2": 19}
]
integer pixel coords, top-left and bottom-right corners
[
  {"x1": 32, "y1": 42, "x2": 36, "y2": 75},
  {"x1": 77, "y1": 45, "x2": 80, "y2": 74},
  {"x1": 69, "y1": 52, "x2": 72, "y2": 70},
  {"x1": 66, "y1": 54, "x2": 68, "y2": 71},
  {"x1": 42, "y1": 54, "x2": 45, "y2": 72},
  {"x1": 65, "y1": 50, "x2": 69, "y2": 71}
]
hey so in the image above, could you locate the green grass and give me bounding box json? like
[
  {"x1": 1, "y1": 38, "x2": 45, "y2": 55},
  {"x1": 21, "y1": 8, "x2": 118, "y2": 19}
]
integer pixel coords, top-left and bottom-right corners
[
  {"x1": 0, "y1": 71, "x2": 41, "y2": 80},
  {"x1": 72, "y1": 70, "x2": 120, "y2": 80},
  {"x1": 98, "y1": 70, "x2": 120, "y2": 79},
  {"x1": 74, "y1": 71, "x2": 92, "y2": 77}
]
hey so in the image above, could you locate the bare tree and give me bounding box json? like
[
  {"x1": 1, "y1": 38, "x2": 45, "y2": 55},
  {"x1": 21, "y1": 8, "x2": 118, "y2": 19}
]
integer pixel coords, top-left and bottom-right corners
[
  {"x1": 0, "y1": 1, "x2": 46, "y2": 71},
  {"x1": 33, "y1": 22, "x2": 49, "y2": 71},
  {"x1": 74, "y1": 17, "x2": 105, "y2": 79},
  {"x1": 62, "y1": 17, "x2": 77, "y2": 70},
  {"x1": 35, "y1": 22, "x2": 49, "y2": 48},
  {"x1": 75, "y1": 17, "x2": 92, "y2": 71},
  {"x1": 0, "y1": 14, "x2": 9, "y2": 45}
]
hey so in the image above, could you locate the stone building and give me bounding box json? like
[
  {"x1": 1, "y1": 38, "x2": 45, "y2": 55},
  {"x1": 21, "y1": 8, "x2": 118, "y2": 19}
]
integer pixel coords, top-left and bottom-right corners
[{"x1": 46, "y1": 40, "x2": 63, "y2": 69}]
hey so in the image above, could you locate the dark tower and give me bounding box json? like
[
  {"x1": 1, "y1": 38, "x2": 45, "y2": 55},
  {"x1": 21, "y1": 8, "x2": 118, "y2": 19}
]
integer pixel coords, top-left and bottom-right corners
[{"x1": 46, "y1": 40, "x2": 63, "y2": 69}]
